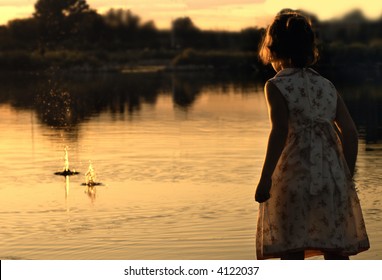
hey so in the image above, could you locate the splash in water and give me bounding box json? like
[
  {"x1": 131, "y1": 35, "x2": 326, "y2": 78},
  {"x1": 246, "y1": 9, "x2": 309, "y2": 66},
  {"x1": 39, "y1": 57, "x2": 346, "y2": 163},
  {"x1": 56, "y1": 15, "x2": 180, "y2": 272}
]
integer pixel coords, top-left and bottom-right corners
[
  {"x1": 54, "y1": 146, "x2": 79, "y2": 176},
  {"x1": 85, "y1": 161, "x2": 96, "y2": 185},
  {"x1": 82, "y1": 161, "x2": 102, "y2": 186},
  {"x1": 64, "y1": 146, "x2": 69, "y2": 172}
]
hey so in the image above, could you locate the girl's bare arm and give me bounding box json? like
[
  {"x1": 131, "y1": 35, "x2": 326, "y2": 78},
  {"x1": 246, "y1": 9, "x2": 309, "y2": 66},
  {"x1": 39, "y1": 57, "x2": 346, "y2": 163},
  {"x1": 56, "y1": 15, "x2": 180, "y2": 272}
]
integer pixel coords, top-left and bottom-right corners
[
  {"x1": 255, "y1": 81, "x2": 289, "y2": 202},
  {"x1": 334, "y1": 93, "x2": 358, "y2": 177}
]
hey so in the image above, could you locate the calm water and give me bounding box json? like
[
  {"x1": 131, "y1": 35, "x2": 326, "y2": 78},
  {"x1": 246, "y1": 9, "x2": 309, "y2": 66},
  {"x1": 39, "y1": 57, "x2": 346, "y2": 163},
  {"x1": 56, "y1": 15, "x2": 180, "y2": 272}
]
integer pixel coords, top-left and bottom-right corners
[{"x1": 0, "y1": 72, "x2": 381, "y2": 260}]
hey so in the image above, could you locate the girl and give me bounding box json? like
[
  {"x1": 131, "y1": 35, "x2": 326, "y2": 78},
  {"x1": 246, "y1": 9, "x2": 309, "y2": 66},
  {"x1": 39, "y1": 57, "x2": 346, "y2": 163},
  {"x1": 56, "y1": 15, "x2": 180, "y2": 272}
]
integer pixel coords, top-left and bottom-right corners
[{"x1": 255, "y1": 9, "x2": 370, "y2": 260}]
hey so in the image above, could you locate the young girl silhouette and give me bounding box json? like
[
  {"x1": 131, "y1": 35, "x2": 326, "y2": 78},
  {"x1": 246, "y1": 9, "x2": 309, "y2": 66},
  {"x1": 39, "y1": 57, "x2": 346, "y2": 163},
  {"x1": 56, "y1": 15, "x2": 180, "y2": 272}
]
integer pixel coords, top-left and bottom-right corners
[{"x1": 255, "y1": 9, "x2": 370, "y2": 260}]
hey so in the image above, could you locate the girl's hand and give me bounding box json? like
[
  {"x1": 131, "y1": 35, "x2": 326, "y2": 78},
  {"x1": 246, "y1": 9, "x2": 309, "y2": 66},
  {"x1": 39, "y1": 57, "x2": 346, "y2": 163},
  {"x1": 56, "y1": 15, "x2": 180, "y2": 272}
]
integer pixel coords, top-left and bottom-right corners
[{"x1": 255, "y1": 177, "x2": 272, "y2": 203}]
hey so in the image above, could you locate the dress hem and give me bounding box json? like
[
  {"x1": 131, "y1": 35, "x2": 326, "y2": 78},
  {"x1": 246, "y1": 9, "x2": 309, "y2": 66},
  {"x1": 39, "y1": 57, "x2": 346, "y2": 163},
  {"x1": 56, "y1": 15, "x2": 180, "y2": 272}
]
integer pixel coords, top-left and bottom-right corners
[{"x1": 256, "y1": 242, "x2": 370, "y2": 260}]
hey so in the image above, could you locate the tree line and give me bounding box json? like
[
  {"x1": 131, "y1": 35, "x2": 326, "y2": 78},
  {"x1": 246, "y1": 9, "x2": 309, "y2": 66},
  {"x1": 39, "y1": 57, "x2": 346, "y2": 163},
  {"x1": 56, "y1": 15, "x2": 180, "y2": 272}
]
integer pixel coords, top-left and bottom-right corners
[
  {"x1": 0, "y1": 0, "x2": 261, "y2": 52},
  {"x1": 0, "y1": 0, "x2": 381, "y2": 76}
]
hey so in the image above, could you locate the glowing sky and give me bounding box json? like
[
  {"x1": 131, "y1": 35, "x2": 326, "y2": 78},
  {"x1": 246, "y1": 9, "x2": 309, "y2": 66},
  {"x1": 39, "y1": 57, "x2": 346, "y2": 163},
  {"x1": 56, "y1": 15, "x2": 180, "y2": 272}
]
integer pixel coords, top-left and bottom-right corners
[{"x1": 0, "y1": 0, "x2": 381, "y2": 30}]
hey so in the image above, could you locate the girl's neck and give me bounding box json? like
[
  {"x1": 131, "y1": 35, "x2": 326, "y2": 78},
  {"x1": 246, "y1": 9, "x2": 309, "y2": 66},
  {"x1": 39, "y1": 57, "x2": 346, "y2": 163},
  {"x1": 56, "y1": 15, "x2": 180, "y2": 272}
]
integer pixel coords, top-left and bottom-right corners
[
  {"x1": 272, "y1": 59, "x2": 307, "y2": 72},
  {"x1": 272, "y1": 61, "x2": 294, "y2": 72}
]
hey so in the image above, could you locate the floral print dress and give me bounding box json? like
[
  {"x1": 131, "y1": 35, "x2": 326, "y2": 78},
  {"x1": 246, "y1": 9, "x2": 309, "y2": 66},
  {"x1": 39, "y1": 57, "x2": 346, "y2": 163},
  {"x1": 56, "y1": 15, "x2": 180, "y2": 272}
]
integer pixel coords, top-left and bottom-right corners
[{"x1": 256, "y1": 68, "x2": 370, "y2": 259}]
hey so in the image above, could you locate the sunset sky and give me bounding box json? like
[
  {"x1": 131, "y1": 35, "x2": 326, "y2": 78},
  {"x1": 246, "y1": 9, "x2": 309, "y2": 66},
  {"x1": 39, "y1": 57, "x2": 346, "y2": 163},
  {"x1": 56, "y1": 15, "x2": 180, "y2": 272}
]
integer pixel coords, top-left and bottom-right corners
[{"x1": 0, "y1": 0, "x2": 381, "y2": 30}]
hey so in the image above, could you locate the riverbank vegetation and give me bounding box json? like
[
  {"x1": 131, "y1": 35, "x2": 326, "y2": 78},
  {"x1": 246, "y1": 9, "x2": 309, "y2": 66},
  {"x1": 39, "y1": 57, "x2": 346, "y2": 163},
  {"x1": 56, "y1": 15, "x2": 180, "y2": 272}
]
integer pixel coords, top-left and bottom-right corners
[{"x1": 0, "y1": 0, "x2": 381, "y2": 81}]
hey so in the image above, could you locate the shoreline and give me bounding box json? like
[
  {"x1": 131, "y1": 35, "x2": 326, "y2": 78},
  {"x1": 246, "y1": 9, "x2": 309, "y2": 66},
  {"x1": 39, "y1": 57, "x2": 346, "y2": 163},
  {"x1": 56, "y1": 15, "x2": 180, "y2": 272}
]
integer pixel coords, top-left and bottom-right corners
[{"x1": 0, "y1": 49, "x2": 381, "y2": 84}]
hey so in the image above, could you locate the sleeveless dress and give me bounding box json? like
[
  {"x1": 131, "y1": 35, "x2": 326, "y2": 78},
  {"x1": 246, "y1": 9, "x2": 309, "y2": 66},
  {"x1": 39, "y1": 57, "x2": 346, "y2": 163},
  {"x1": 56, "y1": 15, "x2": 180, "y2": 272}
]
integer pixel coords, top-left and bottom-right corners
[{"x1": 256, "y1": 68, "x2": 370, "y2": 259}]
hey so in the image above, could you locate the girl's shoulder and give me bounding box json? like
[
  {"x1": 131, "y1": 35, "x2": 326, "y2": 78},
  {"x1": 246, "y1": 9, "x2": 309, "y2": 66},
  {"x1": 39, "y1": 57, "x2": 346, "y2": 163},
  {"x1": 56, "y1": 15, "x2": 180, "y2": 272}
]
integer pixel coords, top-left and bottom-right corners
[
  {"x1": 307, "y1": 69, "x2": 337, "y2": 91},
  {"x1": 268, "y1": 68, "x2": 336, "y2": 89}
]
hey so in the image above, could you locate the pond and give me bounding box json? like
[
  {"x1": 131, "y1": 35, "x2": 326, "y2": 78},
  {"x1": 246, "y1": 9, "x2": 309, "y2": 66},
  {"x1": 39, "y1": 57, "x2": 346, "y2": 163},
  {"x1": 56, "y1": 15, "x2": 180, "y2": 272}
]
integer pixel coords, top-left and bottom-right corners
[{"x1": 0, "y1": 71, "x2": 381, "y2": 259}]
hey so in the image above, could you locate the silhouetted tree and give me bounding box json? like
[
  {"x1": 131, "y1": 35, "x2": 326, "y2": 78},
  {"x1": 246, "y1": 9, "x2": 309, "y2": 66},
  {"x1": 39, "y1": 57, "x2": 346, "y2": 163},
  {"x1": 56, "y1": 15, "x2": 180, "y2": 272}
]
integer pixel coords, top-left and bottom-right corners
[
  {"x1": 171, "y1": 17, "x2": 201, "y2": 49},
  {"x1": 64, "y1": 11, "x2": 104, "y2": 48},
  {"x1": 34, "y1": 0, "x2": 92, "y2": 49},
  {"x1": 7, "y1": 18, "x2": 39, "y2": 49},
  {"x1": 34, "y1": 0, "x2": 90, "y2": 19},
  {"x1": 103, "y1": 9, "x2": 140, "y2": 29},
  {"x1": 100, "y1": 9, "x2": 162, "y2": 49}
]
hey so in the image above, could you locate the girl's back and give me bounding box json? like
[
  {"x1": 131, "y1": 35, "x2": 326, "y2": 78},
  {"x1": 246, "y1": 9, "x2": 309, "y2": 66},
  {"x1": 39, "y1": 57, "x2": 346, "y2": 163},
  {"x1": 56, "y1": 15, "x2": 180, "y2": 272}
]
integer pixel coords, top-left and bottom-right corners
[{"x1": 270, "y1": 68, "x2": 337, "y2": 125}]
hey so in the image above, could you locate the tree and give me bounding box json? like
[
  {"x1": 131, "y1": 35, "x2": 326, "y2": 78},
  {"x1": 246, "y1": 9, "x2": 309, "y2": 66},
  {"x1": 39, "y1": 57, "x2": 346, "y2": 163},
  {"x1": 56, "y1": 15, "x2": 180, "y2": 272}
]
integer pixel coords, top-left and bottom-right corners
[
  {"x1": 103, "y1": 9, "x2": 140, "y2": 30},
  {"x1": 102, "y1": 9, "x2": 161, "y2": 49},
  {"x1": 103, "y1": 9, "x2": 140, "y2": 46},
  {"x1": 171, "y1": 17, "x2": 201, "y2": 49},
  {"x1": 34, "y1": 0, "x2": 90, "y2": 19},
  {"x1": 7, "y1": 18, "x2": 39, "y2": 49},
  {"x1": 34, "y1": 0, "x2": 91, "y2": 48}
]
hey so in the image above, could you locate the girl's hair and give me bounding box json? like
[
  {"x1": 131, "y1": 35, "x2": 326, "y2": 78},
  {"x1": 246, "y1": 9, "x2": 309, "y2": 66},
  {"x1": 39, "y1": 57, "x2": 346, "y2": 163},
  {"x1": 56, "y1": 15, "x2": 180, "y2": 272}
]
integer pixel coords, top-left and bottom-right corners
[{"x1": 259, "y1": 9, "x2": 319, "y2": 67}]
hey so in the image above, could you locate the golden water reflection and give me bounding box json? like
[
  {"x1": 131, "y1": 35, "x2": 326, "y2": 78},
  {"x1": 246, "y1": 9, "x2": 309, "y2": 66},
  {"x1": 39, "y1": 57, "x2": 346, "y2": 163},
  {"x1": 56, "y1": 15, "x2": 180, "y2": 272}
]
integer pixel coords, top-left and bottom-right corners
[
  {"x1": 84, "y1": 186, "x2": 96, "y2": 203},
  {"x1": 0, "y1": 82, "x2": 381, "y2": 260}
]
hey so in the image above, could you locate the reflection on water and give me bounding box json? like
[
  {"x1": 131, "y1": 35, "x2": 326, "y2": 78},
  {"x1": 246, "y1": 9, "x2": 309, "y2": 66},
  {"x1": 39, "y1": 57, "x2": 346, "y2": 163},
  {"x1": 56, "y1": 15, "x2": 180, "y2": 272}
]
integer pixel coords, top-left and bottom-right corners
[
  {"x1": 1, "y1": 71, "x2": 381, "y2": 143},
  {"x1": 341, "y1": 82, "x2": 382, "y2": 144},
  {"x1": 65, "y1": 176, "x2": 70, "y2": 199},
  {"x1": 84, "y1": 186, "x2": 96, "y2": 203},
  {"x1": 0, "y1": 71, "x2": 381, "y2": 260}
]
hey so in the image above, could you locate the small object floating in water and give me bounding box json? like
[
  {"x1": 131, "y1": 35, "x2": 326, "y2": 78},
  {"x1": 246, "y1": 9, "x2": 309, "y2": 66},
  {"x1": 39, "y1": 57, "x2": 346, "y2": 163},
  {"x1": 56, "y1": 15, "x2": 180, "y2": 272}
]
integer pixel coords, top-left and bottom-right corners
[
  {"x1": 54, "y1": 146, "x2": 79, "y2": 176},
  {"x1": 55, "y1": 170, "x2": 80, "y2": 176},
  {"x1": 81, "y1": 181, "x2": 102, "y2": 186},
  {"x1": 81, "y1": 161, "x2": 102, "y2": 186}
]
